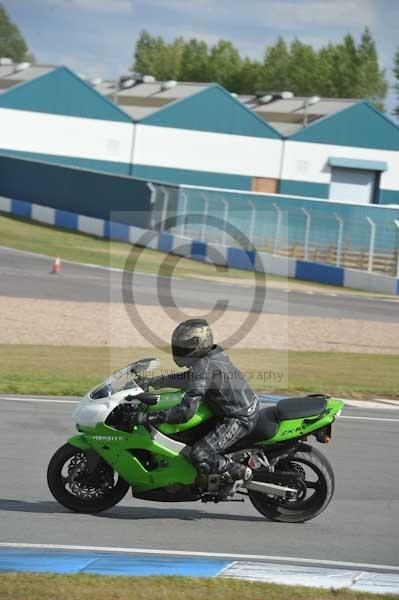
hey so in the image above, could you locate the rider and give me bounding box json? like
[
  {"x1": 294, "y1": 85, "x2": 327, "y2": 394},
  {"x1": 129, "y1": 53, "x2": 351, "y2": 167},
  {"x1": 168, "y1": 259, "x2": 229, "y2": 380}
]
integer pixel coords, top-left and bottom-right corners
[{"x1": 148, "y1": 319, "x2": 259, "y2": 487}]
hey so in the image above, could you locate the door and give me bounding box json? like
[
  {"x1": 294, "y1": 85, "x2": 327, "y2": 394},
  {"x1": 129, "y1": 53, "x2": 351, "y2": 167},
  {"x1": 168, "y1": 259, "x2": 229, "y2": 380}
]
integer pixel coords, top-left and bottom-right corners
[{"x1": 329, "y1": 167, "x2": 376, "y2": 204}]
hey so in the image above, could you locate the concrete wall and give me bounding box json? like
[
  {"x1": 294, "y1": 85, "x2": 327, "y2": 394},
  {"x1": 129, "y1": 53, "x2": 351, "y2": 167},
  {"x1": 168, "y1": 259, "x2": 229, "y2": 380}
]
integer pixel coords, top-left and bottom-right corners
[{"x1": 0, "y1": 155, "x2": 152, "y2": 228}]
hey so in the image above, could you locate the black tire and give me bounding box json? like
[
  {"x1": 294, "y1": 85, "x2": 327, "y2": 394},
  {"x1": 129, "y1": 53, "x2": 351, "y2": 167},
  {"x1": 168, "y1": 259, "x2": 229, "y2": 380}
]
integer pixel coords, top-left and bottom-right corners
[
  {"x1": 249, "y1": 445, "x2": 335, "y2": 523},
  {"x1": 47, "y1": 443, "x2": 130, "y2": 513}
]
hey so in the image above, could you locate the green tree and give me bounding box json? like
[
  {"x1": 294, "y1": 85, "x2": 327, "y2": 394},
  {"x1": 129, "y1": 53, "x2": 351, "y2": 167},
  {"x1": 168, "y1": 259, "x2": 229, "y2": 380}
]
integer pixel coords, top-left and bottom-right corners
[
  {"x1": 131, "y1": 30, "x2": 388, "y2": 111},
  {"x1": 353, "y1": 27, "x2": 387, "y2": 111},
  {"x1": 133, "y1": 30, "x2": 163, "y2": 77},
  {"x1": 208, "y1": 39, "x2": 242, "y2": 90},
  {"x1": 288, "y1": 39, "x2": 319, "y2": 96},
  {"x1": 394, "y1": 47, "x2": 399, "y2": 118},
  {"x1": 234, "y1": 58, "x2": 262, "y2": 95},
  {"x1": 259, "y1": 37, "x2": 291, "y2": 92},
  {"x1": 179, "y1": 39, "x2": 209, "y2": 81},
  {"x1": 0, "y1": 3, "x2": 31, "y2": 62},
  {"x1": 316, "y1": 44, "x2": 338, "y2": 97}
]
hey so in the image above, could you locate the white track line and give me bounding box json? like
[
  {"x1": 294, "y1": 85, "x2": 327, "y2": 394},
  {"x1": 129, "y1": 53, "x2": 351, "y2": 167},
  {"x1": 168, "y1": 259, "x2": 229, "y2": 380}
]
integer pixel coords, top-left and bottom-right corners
[
  {"x1": 0, "y1": 397, "x2": 77, "y2": 404},
  {"x1": 1, "y1": 543, "x2": 398, "y2": 572},
  {"x1": 340, "y1": 415, "x2": 399, "y2": 422}
]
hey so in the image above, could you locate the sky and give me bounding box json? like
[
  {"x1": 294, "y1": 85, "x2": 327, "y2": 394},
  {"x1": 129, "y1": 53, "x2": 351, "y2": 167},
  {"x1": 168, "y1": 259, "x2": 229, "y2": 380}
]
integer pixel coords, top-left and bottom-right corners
[{"x1": 3, "y1": 0, "x2": 399, "y2": 119}]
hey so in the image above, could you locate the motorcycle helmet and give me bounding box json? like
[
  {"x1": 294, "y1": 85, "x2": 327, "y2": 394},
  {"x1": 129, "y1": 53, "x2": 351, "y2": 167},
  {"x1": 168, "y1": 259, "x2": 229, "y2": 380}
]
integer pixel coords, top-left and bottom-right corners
[{"x1": 171, "y1": 319, "x2": 214, "y2": 367}]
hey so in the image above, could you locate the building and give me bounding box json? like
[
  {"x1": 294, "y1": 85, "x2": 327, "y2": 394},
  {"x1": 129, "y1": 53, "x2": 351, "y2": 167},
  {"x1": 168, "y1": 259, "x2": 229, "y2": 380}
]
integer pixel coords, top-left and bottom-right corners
[
  {"x1": 0, "y1": 65, "x2": 283, "y2": 191},
  {"x1": 0, "y1": 61, "x2": 398, "y2": 204}
]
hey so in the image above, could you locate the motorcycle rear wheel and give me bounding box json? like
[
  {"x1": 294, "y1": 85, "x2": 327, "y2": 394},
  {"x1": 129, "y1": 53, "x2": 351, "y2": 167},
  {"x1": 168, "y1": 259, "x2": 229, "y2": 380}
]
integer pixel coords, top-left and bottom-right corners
[
  {"x1": 249, "y1": 445, "x2": 334, "y2": 523},
  {"x1": 47, "y1": 443, "x2": 129, "y2": 513}
]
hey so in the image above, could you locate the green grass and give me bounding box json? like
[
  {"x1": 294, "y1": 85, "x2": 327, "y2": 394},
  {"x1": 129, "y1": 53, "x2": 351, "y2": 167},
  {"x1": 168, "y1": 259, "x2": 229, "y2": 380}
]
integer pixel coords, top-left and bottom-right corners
[
  {"x1": 1, "y1": 345, "x2": 398, "y2": 398},
  {"x1": 0, "y1": 573, "x2": 398, "y2": 600}
]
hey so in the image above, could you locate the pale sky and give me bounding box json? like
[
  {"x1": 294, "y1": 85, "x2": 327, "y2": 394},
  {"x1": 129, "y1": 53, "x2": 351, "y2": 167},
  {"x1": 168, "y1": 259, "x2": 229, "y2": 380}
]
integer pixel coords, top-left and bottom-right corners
[{"x1": 4, "y1": 0, "x2": 399, "y2": 119}]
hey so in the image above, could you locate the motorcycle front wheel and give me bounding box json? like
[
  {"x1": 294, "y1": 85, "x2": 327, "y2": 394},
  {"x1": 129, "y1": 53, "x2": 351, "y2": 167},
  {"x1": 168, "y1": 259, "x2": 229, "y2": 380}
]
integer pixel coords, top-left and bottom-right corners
[
  {"x1": 249, "y1": 445, "x2": 334, "y2": 523},
  {"x1": 47, "y1": 443, "x2": 130, "y2": 513}
]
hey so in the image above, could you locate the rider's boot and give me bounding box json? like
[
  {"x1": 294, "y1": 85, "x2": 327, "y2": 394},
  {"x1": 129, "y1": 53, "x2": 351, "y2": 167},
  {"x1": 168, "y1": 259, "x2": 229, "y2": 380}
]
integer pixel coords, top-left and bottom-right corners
[{"x1": 220, "y1": 460, "x2": 252, "y2": 498}]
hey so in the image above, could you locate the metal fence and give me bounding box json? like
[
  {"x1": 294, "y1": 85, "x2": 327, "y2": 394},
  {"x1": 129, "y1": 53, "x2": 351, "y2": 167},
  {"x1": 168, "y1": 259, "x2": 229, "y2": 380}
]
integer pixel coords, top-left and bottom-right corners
[{"x1": 148, "y1": 182, "x2": 399, "y2": 277}]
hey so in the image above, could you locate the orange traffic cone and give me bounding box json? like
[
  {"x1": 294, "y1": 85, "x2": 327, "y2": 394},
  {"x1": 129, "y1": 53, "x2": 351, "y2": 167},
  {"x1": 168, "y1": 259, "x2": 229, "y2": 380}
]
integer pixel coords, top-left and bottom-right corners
[{"x1": 51, "y1": 256, "x2": 61, "y2": 274}]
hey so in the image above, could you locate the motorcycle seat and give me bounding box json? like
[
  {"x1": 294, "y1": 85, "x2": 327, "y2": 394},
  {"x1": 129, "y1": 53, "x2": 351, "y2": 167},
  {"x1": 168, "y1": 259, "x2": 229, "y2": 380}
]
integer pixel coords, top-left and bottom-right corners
[
  {"x1": 228, "y1": 395, "x2": 329, "y2": 451},
  {"x1": 276, "y1": 395, "x2": 328, "y2": 421}
]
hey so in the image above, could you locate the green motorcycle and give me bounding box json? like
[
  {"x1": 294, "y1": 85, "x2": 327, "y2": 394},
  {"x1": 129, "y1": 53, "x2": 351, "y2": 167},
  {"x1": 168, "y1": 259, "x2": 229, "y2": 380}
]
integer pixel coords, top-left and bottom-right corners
[{"x1": 47, "y1": 358, "x2": 344, "y2": 522}]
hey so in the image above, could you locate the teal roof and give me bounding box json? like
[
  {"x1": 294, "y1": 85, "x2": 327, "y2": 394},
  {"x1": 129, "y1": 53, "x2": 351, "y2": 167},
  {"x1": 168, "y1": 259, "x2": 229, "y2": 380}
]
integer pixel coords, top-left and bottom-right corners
[
  {"x1": 0, "y1": 66, "x2": 132, "y2": 123},
  {"x1": 140, "y1": 84, "x2": 281, "y2": 139},
  {"x1": 290, "y1": 101, "x2": 399, "y2": 150}
]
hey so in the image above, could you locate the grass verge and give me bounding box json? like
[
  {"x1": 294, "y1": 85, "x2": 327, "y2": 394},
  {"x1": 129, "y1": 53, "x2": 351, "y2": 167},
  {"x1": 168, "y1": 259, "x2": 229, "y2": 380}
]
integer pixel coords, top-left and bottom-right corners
[
  {"x1": 0, "y1": 345, "x2": 398, "y2": 398},
  {"x1": 0, "y1": 573, "x2": 398, "y2": 600}
]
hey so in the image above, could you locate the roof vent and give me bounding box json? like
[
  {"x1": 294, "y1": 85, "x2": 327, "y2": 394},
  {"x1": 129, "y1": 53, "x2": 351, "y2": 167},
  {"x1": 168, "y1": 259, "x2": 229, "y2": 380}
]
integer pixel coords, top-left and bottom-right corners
[
  {"x1": 15, "y1": 62, "x2": 31, "y2": 72},
  {"x1": 161, "y1": 80, "x2": 177, "y2": 91},
  {"x1": 119, "y1": 76, "x2": 135, "y2": 89},
  {"x1": 0, "y1": 57, "x2": 13, "y2": 66},
  {"x1": 259, "y1": 94, "x2": 273, "y2": 104},
  {"x1": 142, "y1": 74, "x2": 155, "y2": 83},
  {"x1": 90, "y1": 77, "x2": 103, "y2": 86}
]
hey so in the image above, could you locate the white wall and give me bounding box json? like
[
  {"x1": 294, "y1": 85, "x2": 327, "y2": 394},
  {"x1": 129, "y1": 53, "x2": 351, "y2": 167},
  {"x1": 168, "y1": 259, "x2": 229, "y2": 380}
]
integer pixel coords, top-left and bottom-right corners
[
  {"x1": 133, "y1": 124, "x2": 283, "y2": 178},
  {"x1": 281, "y1": 140, "x2": 399, "y2": 191},
  {"x1": 0, "y1": 108, "x2": 135, "y2": 165}
]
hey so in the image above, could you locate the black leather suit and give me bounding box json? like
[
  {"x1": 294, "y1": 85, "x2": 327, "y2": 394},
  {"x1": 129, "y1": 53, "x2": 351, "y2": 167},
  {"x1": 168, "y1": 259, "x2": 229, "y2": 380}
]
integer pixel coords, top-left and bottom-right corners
[{"x1": 153, "y1": 346, "x2": 259, "y2": 474}]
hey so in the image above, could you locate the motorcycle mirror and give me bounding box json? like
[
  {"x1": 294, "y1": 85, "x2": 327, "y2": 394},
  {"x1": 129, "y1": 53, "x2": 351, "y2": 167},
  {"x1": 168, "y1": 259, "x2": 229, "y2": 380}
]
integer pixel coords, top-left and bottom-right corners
[{"x1": 129, "y1": 358, "x2": 160, "y2": 373}]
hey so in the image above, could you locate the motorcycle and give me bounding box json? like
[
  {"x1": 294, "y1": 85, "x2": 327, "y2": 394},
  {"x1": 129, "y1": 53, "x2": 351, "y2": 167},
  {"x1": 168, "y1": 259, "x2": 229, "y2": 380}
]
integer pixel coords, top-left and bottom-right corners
[{"x1": 47, "y1": 358, "x2": 344, "y2": 522}]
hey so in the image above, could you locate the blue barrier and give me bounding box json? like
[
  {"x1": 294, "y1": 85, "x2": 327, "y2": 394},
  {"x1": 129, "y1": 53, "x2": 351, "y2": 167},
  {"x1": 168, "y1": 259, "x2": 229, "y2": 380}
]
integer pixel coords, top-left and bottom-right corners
[
  {"x1": 296, "y1": 261, "x2": 344, "y2": 286},
  {"x1": 55, "y1": 209, "x2": 78, "y2": 230},
  {"x1": 11, "y1": 199, "x2": 32, "y2": 218},
  {"x1": 158, "y1": 232, "x2": 174, "y2": 253},
  {"x1": 227, "y1": 247, "x2": 256, "y2": 270},
  {"x1": 191, "y1": 240, "x2": 207, "y2": 261}
]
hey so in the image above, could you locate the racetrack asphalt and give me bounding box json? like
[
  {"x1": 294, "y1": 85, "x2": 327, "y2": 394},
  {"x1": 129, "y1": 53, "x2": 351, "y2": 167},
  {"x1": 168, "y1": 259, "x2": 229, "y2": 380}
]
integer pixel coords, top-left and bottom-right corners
[
  {"x1": 1, "y1": 246, "x2": 398, "y2": 322},
  {"x1": 1, "y1": 396, "x2": 398, "y2": 567}
]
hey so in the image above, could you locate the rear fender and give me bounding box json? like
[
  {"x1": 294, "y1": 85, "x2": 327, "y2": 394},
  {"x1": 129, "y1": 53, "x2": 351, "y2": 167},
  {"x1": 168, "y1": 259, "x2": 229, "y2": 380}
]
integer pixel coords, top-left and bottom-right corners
[{"x1": 263, "y1": 398, "x2": 344, "y2": 445}]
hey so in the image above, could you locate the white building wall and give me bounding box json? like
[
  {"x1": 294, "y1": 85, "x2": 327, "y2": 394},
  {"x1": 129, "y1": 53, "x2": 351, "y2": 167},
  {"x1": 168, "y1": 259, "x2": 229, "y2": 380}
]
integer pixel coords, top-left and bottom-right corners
[
  {"x1": 133, "y1": 124, "x2": 283, "y2": 178},
  {"x1": 0, "y1": 107, "x2": 135, "y2": 165},
  {"x1": 281, "y1": 140, "x2": 399, "y2": 191}
]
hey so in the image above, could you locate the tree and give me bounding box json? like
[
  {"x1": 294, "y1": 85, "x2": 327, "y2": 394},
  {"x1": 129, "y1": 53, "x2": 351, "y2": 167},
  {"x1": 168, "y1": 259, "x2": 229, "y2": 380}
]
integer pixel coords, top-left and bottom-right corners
[
  {"x1": 133, "y1": 30, "x2": 175, "y2": 80},
  {"x1": 259, "y1": 37, "x2": 291, "y2": 92},
  {"x1": 353, "y1": 27, "x2": 387, "y2": 111},
  {"x1": 288, "y1": 39, "x2": 319, "y2": 96},
  {"x1": 0, "y1": 3, "x2": 31, "y2": 62},
  {"x1": 394, "y1": 47, "x2": 399, "y2": 118},
  {"x1": 234, "y1": 58, "x2": 262, "y2": 95},
  {"x1": 208, "y1": 40, "x2": 242, "y2": 90},
  {"x1": 179, "y1": 39, "x2": 209, "y2": 81},
  {"x1": 131, "y1": 30, "x2": 388, "y2": 112}
]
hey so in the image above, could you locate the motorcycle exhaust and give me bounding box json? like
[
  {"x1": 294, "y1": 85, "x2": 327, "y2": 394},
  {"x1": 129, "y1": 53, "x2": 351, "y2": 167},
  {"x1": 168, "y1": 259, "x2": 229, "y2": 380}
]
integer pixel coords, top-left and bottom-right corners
[{"x1": 245, "y1": 480, "x2": 297, "y2": 498}]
